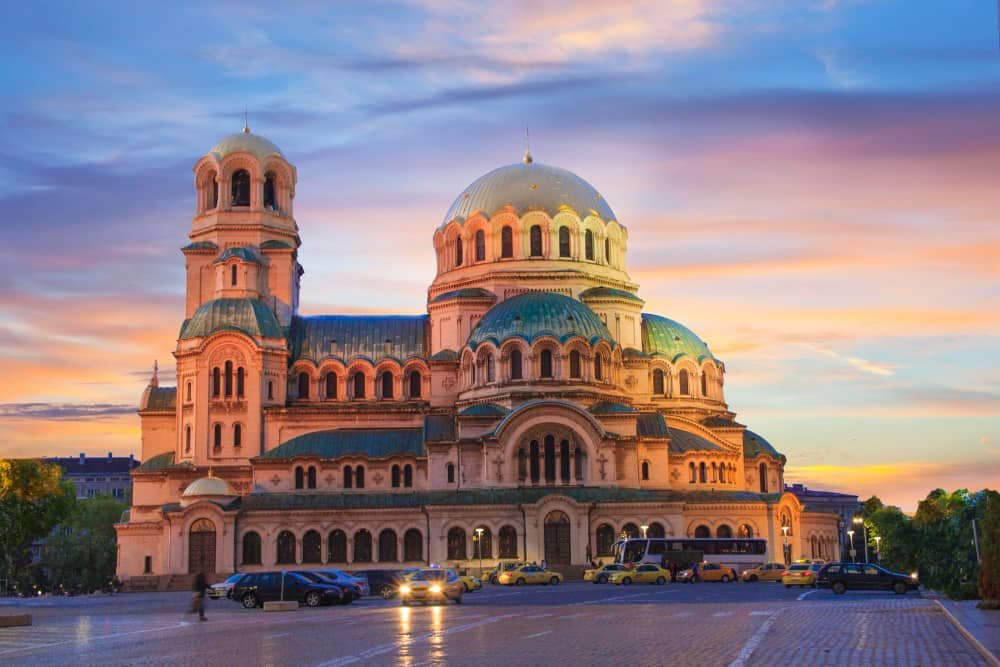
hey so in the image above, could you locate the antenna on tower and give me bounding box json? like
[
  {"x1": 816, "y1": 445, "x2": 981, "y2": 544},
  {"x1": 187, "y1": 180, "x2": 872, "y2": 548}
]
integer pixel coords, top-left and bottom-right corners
[
  {"x1": 523, "y1": 126, "x2": 533, "y2": 164},
  {"x1": 150, "y1": 360, "x2": 159, "y2": 388},
  {"x1": 243, "y1": 107, "x2": 250, "y2": 134}
]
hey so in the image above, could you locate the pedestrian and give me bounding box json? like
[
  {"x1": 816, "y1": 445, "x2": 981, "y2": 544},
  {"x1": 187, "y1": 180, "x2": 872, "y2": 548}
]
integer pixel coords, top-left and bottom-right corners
[
  {"x1": 691, "y1": 562, "x2": 699, "y2": 583},
  {"x1": 189, "y1": 572, "x2": 208, "y2": 621},
  {"x1": 668, "y1": 560, "x2": 678, "y2": 582},
  {"x1": 540, "y1": 559, "x2": 547, "y2": 570}
]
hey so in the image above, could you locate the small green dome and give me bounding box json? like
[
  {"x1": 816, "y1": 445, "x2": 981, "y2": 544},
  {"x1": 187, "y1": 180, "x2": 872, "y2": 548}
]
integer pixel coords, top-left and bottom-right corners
[
  {"x1": 467, "y1": 292, "x2": 615, "y2": 350},
  {"x1": 179, "y1": 298, "x2": 283, "y2": 340},
  {"x1": 641, "y1": 313, "x2": 715, "y2": 362}
]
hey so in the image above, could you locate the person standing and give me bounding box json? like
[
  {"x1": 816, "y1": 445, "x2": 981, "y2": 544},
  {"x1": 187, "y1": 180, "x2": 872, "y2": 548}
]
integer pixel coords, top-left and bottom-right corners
[
  {"x1": 540, "y1": 559, "x2": 547, "y2": 571},
  {"x1": 190, "y1": 572, "x2": 208, "y2": 621}
]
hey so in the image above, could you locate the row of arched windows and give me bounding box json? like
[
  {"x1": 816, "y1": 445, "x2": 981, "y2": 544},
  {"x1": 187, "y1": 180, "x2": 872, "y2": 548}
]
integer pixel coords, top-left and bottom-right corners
[
  {"x1": 464, "y1": 345, "x2": 610, "y2": 389},
  {"x1": 446, "y1": 525, "x2": 518, "y2": 560},
  {"x1": 242, "y1": 528, "x2": 425, "y2": 565},
  {"x1": 391, "y1": 464, "x2": 413, "y2": 488},
  {"x1": 294, "y1": 466, "x2": 317, "y2": 490},
  {"x1": 517, "y1": 437, "x2": 587, "y2": 484},
  {"x1": 692, "y1": 524, "x2": 755, "y2": 539},
  {"x1": 211, "y1": 362, "x2": 246, "y2": 399},
  {"x1": 444, "y1": 221, "x2": 624, "y2": 272},
  {"x1": 651, "y1": 367, "x2": 718, "y2": 399},
  {"x1": 689, "y1": 461, "x2": 736, "y2": 484},
  {"x1": 295, "y1": 369, "x2": 423, "y2": 401},
  {"x1": 199, "y1": 168, "x2": 283, "y2": 213},
  {"x1": 809, "y1": 535, "x2": 837, "y2": 560}
]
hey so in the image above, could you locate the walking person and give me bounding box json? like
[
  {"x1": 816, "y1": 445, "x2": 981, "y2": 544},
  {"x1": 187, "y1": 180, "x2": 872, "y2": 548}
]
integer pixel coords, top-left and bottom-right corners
[
  {"x1": 189, "y1": 572, "x2": 208, "y2": 621},
  {"x1": 691, "y1": 562, "x2": 699, "y2": 583},
  {"x1": 540, "y1": 559, "x2": 547, "y2": 571}
]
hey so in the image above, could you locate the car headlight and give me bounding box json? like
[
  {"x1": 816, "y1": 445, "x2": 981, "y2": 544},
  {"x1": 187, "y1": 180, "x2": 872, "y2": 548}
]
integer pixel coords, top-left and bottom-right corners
[
  {"x1": 399, "y1": 585, "x2": 411, "y2": 595},
  {"x1": 910, "y1": 572, "x2": 918, "y2": 580},
  {"x1": 430, "y1": 585, "x2": 442, "y2": 594}
]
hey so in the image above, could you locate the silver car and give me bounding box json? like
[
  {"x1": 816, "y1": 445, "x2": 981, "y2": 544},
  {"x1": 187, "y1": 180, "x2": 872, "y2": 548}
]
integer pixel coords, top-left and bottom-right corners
[{"x1": 208, "y1": 573, "x2": 245, "y2": 599}]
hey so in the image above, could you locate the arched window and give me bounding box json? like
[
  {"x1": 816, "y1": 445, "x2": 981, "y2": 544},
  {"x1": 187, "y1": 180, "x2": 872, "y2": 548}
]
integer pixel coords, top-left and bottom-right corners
[
  {"x1": 544, "y1": 435, "x2": 556, "y2": 483},
  {"x1": 207, "y1": 171, "x2": 218, "y2": 210},
  {"x1": 295, "y1": 466, "x2": 304, "y2": 489},
  {"x1": 509, "y1": 349, "x2": 523, "y2": 380},
  {"x1": 574, "y1": 445, "x2": 585, "y2": 481},
  {"x1": 641, "y1": 460, "x2": 650, "y2": 481},
  {"x1": 213, "y1": 423, "x2": 222, "y2": 449},
  {"x1": 454, "y1": 236, "x2": 463, "y2": 266},
  {"x1": 408, "y1": 371, "x2": 421, "y2": 398},
  {"x1": 558, "y1": 226, "x2": 571, "y2": 257},
  {"x1": 391, "y1": 464, "x2": 401, "y2": 488},
  {"x1": 780, "y1": 511, "x2": 792, "y2": 536},
  {"x1": 224, "y1": 361, "x2": 233, "y2": 397},
  {"x1": 267, "y1": 381, "x2": 274, "y2": 400},
  {"x1": 328, "y1": 530, "x2": 347, "y2": 562},
  {"x1": 540, "y1": 349, "x2": 553, "y2": 378},
  {"x1": 379, "y1": 529, "x2": 398, "y2": 563},
  {"x1": 701, "y1": 372, "x2": 708, "y2": 397},
  {"x1": 380, "y1": 370, "x2": 394, "y2": 399},
  {"x1": 585, "y1": 229, "x2": 594, "y2": 260},
  {"x1": 212, "y1": 367, "x2": 221, "y2": 397},
  {"x1": 231, "y1": 169, "x2": 250, "y2": 206},
  {"x1": 594, "y1": 354, "x2": 604, "y2": 381},
  {"x1": 355, "y1": 465, "x2": 365, "y2": 489},
  {"x1": 475, "y1": 229, "x2": 486, "y2": 262},
  {"x1": 596, "y1": 523, "x2": 615, "y2": 556},
  {"x1": 717, "y1": 464, "x2": 724, "y2": 483},
  {"x1": 648, "y1": 523, "x2": 666, "y2": 539},
  {"x1": 307, "y1": 466, "x2": 316, "y2": 489},
  {"x1": 403, "y1": 464, "x2": 413, "y2": 488},
  {"x1": 712, "y1": 462, "x2": 718, "y2": 482},
  {"x1": 353, "y1": 529, "x2": 372, "y2": 563},
  {"x1": 810, "y1": 535, "x2": 818, "y2": 558},
  {"x1": 717, "y1": 525, "x2": 733, "y2": 539},
  {"x1": 297, "y1": 372, "x2": 310, "y2": 399},
  {"x1": 738, "y1": 524, "x2": 754, "y2": 539},
  {"x1": 560, "y1": 439, "x2": 571, "y2": 483},
  {"x1": 276, "y1": 530, "x2": 296, "y2": 564},
  {"x1": 236, "y1": 367, "x2": 245, "y2": 397},
  {"x1": 486, "y1": 353, "x2": 495, "y2": 383},
  {"x1": 699, "y1": 462, "x2": 707, "y2": 483},
  {"x1": 529, "y1": 440, "x2": 540, "y2": 483},
  {"x1": 263, "y1": 172, "x2": 277, "y2": 210},
  {"x1": 622, "y1": 523, "x2": 640, "y2": 539},
  {"x1": 501, "y1": 225, "x2": 513, "y2": 258},
  {"x1": 185, "y1": 381, "x2": 192, "y2": 402},
  {"x1": 689, "y1": 462, "x2": 696, "y2": 483},
  {"x1": 759, "y1": 463, "x2": 768, "y2": 493},
  {"x1": 447, "y1": 527, "x2": 466, "y2": 560},
  {"x1": 529, "y1": 225, "x2": 543, "y2": 256},
  {"x1": 185, "y1": 426, "x2": 191, "y2": 453},
  {"x1": 325, "y1": 372, "x2": 338, "y2": 399},
  {"x1": 231, "y1": 264, "x2": 238, "y2": 286},
  {"x1": 241, "y1": 531, "x2": 261, "y2": 565},
  {"x1": 694, "y1": 525, "x2": 711, "y2": 539},
  {"x1": 569, "y1": 350, "x2": 581, "y2": 379},
  {"x1": 679, "y1": 369, "x2": 690, "y2": 395},
  {"x1": 352, "y1": 372, "x2": 366, "y2": 399},
  {"x1": 446, "y1": 462, "x2": 455, "y2": 483},
  {"x1": 652, "y1": 369, "x2": 665, "y2": 395},
  {"x1": 303, "y1": 530, "x2": 321, "y2": 563},
  {"x1": 233, "y1": 423, "x2": 242, "y2": 448},
  {"x1": 470, "y1": 358, "x2": 476, "y2": 385},
  {"x1": 343, "y1": 465, "x2": 353, "y2": 489},
  {"x1": 498, "y1": 525, "x2": 518, "y2": 558},
  {"x1": 605, "y1": 238, "x2": 611, "y2": 264},
  {"x1": 404, "y1": 528, "x2": 423, "y2": 561},
  {"x1": 517, "y1": 448, "x2": 526, "y2": 481},
  {"x1": 474, "y1": 526, "x2": 492, "y2": 559}
]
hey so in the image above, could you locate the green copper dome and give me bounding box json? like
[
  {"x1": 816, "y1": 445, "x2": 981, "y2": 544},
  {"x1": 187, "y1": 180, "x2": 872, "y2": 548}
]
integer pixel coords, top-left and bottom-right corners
[
  {"x1": 179, "y1": 298, "x2": 283, "y2": 340},
  {"x1": 641, "y1": 313, "x2": 715, "y2": 362},
  {"x1": 467, "y1": 291, "x2": 615, "y2": 350}
]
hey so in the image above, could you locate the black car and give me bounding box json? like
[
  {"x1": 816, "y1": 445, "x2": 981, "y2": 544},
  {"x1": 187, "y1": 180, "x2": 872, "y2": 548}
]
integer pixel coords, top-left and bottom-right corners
[
  {"x1": 816, "y1": 562, "x2": 919, "y2": 595},
  {"x1": 353, "y1": 569, "x2": 406, "y2": 599},
  {"x1": 292, "y1": 571, "x2": 355, "y2": 604},
  {"x1": 231, "y1": 571, "x2": 344, "y2": 608}
]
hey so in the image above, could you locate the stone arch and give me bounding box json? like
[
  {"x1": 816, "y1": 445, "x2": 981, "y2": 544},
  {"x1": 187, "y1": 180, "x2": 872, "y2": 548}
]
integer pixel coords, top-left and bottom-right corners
[{"x1": 495, "y1": 400, "x2": 606, "y2": 483}]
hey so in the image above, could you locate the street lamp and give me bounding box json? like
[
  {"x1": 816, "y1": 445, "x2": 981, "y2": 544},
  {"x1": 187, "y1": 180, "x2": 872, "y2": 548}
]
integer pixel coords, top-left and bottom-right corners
[
  {"x1": 874, "y1": 536, "x2": 882, "y2": 563},
  {"x1": 847, "y1": 529, "x2": 856, "y2": 562},
  {"x1": 853, "y1": 516, "x2": 869, "y2": 563},
  {"x1": 640, "y1": 524, "x2": 649, "y2": 538},
  {"x1": 781, "y1": 525, "x2": 790, "y2": 565},
  {"x1": 475, "y1": 527, "x2": 484, "y2": 577}
]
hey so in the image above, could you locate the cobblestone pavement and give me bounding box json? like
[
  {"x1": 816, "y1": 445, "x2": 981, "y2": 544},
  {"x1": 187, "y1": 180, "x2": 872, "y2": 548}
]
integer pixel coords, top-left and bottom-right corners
[{"x1": 0, "y1": 583, "x2": 987, "y2": 666}]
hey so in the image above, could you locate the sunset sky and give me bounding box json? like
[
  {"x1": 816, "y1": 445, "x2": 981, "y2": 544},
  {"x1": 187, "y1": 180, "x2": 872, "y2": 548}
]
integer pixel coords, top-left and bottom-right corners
[{"x1": 0, "y1": 1, "x2": 997, "y2": 511}]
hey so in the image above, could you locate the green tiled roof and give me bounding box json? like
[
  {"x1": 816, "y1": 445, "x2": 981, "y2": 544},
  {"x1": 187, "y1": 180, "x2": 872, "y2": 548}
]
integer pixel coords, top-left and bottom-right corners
[
  {"x1": 259, "y1": 428, "x2": 425, "y2": 460},
  {"x1": 239, "y1": 487, "x2": 772, "y2": 512},
  {"x1": 145, "y1": 387, "x2": 176, "y2": 411},
  {"x1": 179, "y1": 298, "x2": 284, "y2": 340},
  {"x1": 669, "y1": 428, "x2": 725, "y2": 454},
  {"x1": 430, "y1": 288, "x2": 496, "y2": 304},
  {"x1": 290, "y1": 315, "x2": 428, "y2": 364},
  {"x1": 637, "y1": 413, "x2": 670, "y2": 438},
  {"x1": 459, "y1": 403, "x2": 509, "y2": 417},
  {"x1": 622, "y1": 347, "x2": 650, "y2": 359},
  {"x1": 743, "y1": 430, "x2": 783, "y2": 459},
  {"x1": 424, "y1": 415, "x2": 456, "y2": 442},
  {"x1": 134, "y1": 451, "x2": 193, "y2": 472},
  {"x1": 588, "y1": 402, "x2": 637, "y2": 414},
  {"x1": 260, "y1": 240, "x2": 293, "y2": 250},
  {"x1": 641, "y1": 313, "x2": 715, "y2": 363},
  {"x1": 215, "y1": 246, "x2": 261, "y2": 264},
  {"x1": 579, "y1": 287, "x2": 644, "y2": 303},
  {"x1": 429, "y1": 349, "x2": 459, "y2": 361},
  {"x1": 467, "y1": 292, "x2": 615, "y2": 350},
  {"x1": 181, "y1": 241, "x2": 218, "y2": 252}
]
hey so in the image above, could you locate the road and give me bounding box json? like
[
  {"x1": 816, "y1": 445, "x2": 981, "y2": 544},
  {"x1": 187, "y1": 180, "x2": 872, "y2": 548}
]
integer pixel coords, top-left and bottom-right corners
[{"x1": 0, "y1": 581, "x2": 987, "y2": 666}]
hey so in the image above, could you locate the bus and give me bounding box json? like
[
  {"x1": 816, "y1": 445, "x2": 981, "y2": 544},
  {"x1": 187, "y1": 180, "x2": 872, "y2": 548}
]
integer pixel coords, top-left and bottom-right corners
[{"x1": 611, "y1": 537, "x2": 767, "y2": 569}]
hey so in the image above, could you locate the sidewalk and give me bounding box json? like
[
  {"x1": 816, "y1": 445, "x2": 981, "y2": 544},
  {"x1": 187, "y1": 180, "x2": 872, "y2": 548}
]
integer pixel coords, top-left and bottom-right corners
[{"x1": 935, "y1": 598, "x2": 1000, "y2": 667}]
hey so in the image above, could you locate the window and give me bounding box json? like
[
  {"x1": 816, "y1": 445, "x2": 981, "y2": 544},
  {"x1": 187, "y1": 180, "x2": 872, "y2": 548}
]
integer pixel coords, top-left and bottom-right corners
[
  {"x1": 574, "y1": 445, "x2": 585, "y2": 480},
  {"x1": 694, "y1": 525, "x2": 711, "y2": 539},
  {"x1": 307, "y1": 466, "x2": 316, "y2": 489},
  {"x1": 295, "y1": 466, "x2": 304, "y2": 489},
  {"x1": 263, "y1": 172, "x2": 277, "y2": 210},
  {"x1": 455, "y1": 236, "x2": 463, "y2": 266},
  {"x1": 540, "y1": 349, "x2": 553, "y2": 378},
  {"x1": 622, "y1": 523, "x2": 640, "y2": 539},
  {"x1": 352, "y1": 372, "x2": 366, "y2": 399},
  {"x1": 404, "y1": 529, "x2": 423, "y2": 561},
  {"x1": 206, "y1": 171, "x2": 218, "y2": 210},
  {"x1": 212, "y1": 367, "x2": 221, "y2": 397},
  {"x1": 648, "y1": 523, "x2": 665, "y2": 539},
  {"x1": 558, "y1": 226, "x2": 570, "y2": 257},
  {"x1": 569, "y1": 350, "x2": 581, "y2": 378},
  {"x1": 403, "y1": 464, "x2": 413, "y2": 488},
  {"x1": 475, "y1": 229, "x2": 486, "y2": 262},
  {"x1": 297, "y1": 372, "x2": 310, "y2": 399},
  {"x1": 474, "y1": 526, "x2": 492, "y2": 559},
  {"x1": 276, "y1": 531, "x2": 296, "y2": 564},
  {"x1": 596, "y1": 524, "x2": 615, "y2": 556},
  {"x1": 652, "y1": 369, "x2": 664, "y2": 395},
  {"x1": 303, "y1": 530, "x2": 321, "y2": 563},
  {"x1": 605, "y1": 238, "x2": 611, "y2": 264},
  {"x1": 446, "y1": 462, "x2": 455, "y2": 484},
  {"x1": 585, "y1": 229, "x2": 594, "y2": 260},
  {"x1": 379, "y1": 529, "x2": 398, "y2": 563},
  {"x1": 355, "y1": 465, "x2": 365, "y2": 488},
  {"x1": 712, "y1": 462, "x2": 718, "y2": 482},
  {"x1": 501, "y1": 225, "x2": 513, "y2": 258},
  {"x1": 701, "y1": 372, "x2": 708, "y2": 397},
  {"x1": 325, "y1": 372, "x2": 337, "y2": 399},
  {"x1": 717, "y1": 525, "x2": 733, "y2": 538},
  {"x1": 343, "y1": 465, "x2": 353, "y2": 489},
  {"x1": 594, "y1": 354, "x2": 603, "y2": 381},
  {"x1": 224, "y1": 361, "x2": 233, "y2": 397},
  {"x1": 529, "y1": 440, "x2": 540, "y2": 483},
  {"x1": 529, "y1": 225, "x2": 543, "y2": 256},
  {"x1": 233, "y1": 423, "x2": 242, "y2": 448},
  {"x1": 498, "y1": 525, "x2": 518, "y2": 558},
  {"x1": 679, "y1": 369, "x2": 690, "y2": 395},
  {"x1": 392, "y1": 465, "x2": 401, "y2": 488},
  {"x1": 185, "y1": 381, "x2": 192, "y2": 402},
  {"x1": 560, "y1": 439, "x2": 570, "y2": 483},
  {"x1": 485, "y1": 353, "x2": 495, "y2": 383},
  {"x1": 144, "y1": 555, "x2": 153, "y2": 574},
  {"x1": 447, "y1": 527, "x2": 466, "y2": 560},
  {"x1": 237, "y1": 367, "x2": 245, "y2": 397},
  {"x1": 408, "y1": 371, "x2": 421, "y2": 398},
  {"x1": 185, "y1": 426, "x2": 191, "y2": 453},
  {"x1": 231, "y1": 169, "x2": 250, "y2": 206},
  {"x1": 231, "y1": 264, "x2": 238, "y2": 286},
  {"x1": 544, "y1": 435, "x2": 556, "y2": 483},
  {"x1": 509, "y1": 348, "x2": 523, "y2": 380},
  {"x1": 738, "y1": 524, "x2": 754, "y2": 539},
  {"x1": 699, "y1": 462, "x2": 707, "y2": 483},
  {"x1": 380, "y1": 370, "x2": 393, "y2": 399},
  {"x1": 354, "y1": 530, "x2": 372, "y2": 563},
  {"x1": 641, "y1": 460, "x2": 650, "y2": 480},
  {"x1": 213, "y1": 424, "x2": 222, "y2": 450},
  {"x1": 328, "y1": 530, "x2": 347, "y2": 562},
  {"x1": 267, "y1": 381, "x2": 274, "y2": 400},
  {"x1": 759, "y1": 463, "x2": 768, "y2": 493}
]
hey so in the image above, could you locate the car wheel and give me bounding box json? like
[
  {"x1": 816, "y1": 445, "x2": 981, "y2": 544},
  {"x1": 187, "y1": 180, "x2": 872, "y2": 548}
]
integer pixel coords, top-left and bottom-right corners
[
  {"x1": 380, "y1": 586, "x2": 395, "y2": 600},
  {"x1": 749, "y1": 575, "x2": 758, "y2": 582},
  {"x1": 893, "y1": 581, "x2": 907, "y2": 595},
  {"x1": 305, "y1": 591, "x2": 322, "y2": 607},
  {"x1": 597, "y1": 575, "x2": 608, "y2": 584},
  {"x1": 722, "y1": 575, "x2": 730, "y2": 583},
  {"x1": 341, "y1": 593, "x2": 353, "y2": 605},
  {"x1": 622, "y1": 577, "x2": 632, "y2": 585},
  {"x1": 785, "y1": 584, "x2": 791, "y2": 588},
  {"x1": 656, "y1": 577, "x2": 666, "y2": 585},
  {"x1": 516, "y1": 578, "x2": 526, "y2": 586},
  {"x1": 454, "y1": 595, "x2": 463, "y2": 605},
  {"x1": 463, "y1": 583, "x2": 470, "y2": 592},
  {"x1": 241, "y1": 593, "x2": 258, "y2": 609},
  {"x1": 549, "y1": 577, "x2": 559, "y2": 586},
  {"x1": 832, "y1": 581, "x2": 847, "y2": 595}
]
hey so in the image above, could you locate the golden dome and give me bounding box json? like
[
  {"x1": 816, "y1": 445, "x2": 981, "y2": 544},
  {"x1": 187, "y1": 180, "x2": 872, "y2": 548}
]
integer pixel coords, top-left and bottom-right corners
[{"x1": 182, "y1": 475, "x2": 237, "y2": 498}]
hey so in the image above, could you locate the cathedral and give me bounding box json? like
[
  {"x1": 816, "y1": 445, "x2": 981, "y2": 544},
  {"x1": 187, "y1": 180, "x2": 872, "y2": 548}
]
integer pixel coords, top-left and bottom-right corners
[{"x1": 115, "y1": 125, "x2": 843, "y2": 582}]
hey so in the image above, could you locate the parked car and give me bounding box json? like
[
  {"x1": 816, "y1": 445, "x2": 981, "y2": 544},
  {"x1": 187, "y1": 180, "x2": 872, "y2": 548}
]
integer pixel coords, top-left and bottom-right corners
[
  {"x1": 314, "y1": 569, "x2": 369, "y2": 598},
  {"x1": 608, "y1": 564, "x2": 670, "y2": 586},
  {"x1": 816, "y1": 562, "x2": 919, "y2": 595},
  {"x1": 584, "y1": 563, "x2": 630, "y2": 584},
  {"x1": 676, "y1": 562, "x2": 737, "y2": 583},
  {"x1": 292, "y1": 571, "x2": 355, "y2": 604},
  {"x1": 484, "y1": 560, "x2": 526, "y2": 584},
  {"x1": 497, "y1": 565, "x2": 563, "y2": 586},
  {"x1": 781, "y1": 562, "x2": 822, "y2": 588},
  {"x1": 231, "y1": 571, "x2": 344, "y2": 608},
  {"x1": 459, "y1": 574, "x2": 482, "y2": 592},
  {"x1": 208, "y1": 573, "x2": 245, "y2": 599},
  {"x1": 740, "y1": 563, "x2": 786, "y2": 583},
  {"x1": 353, "y1": 569, "x2": 406, "y2": 599},
  {"x1": 399, "y1": 568, "x2": 464, "y2": 606}
]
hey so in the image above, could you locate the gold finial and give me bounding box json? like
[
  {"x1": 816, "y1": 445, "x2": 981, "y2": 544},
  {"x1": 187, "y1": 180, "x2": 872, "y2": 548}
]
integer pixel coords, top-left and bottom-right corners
[
  {"x1": 243, "y1": 108, "x2": 250, "y2": 134},
  {"x1": 523, "y1": 126, "x2": 533, "y2": 164},
  {"x1": 150, "y1": 360, "x2": 159, "y2": 388}
]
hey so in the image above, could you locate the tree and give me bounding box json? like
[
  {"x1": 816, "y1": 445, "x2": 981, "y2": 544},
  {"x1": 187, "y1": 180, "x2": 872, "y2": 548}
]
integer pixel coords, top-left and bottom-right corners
[
  {"x1": 866, "y1": 504, "x2": 916, "y2": 572},
  {"x1": 979, "y1": 490, "x2": 1000, "y2": 604},
  {"x1": 46, "y1": 494, "x2": 127, "y2": 593},
  {"x1": 0, "y1": 459, "x2": 75, "y2": 591},
  {"x1": 863, "y1": 495, "x2": 884, "y2": 516}
]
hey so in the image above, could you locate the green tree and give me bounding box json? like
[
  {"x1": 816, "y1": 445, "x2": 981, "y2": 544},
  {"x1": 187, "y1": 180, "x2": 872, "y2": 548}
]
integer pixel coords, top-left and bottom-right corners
[
  {"x1": 46, "y1": 494, "x2": 126, "y2": 593},
  {"x1": 863, "y1": 495, "x2": 884, "y2": 516},
  {"x1": 0, "y1": 459, "x2": 76, "y2": 592},
  {"x1": 866, "y1": 504, "x2": 916, "y2": 572},
  {"x1": 912, "y1": 488, "x2": 985, "y2": 598},
  {"x1": 978, "y1": 490, "x2": 1000, "y2": 604}
]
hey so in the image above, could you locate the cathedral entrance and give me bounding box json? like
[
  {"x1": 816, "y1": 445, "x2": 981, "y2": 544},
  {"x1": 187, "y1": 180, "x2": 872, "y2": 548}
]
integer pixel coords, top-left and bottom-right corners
[
  {"x1": 543, "y1": 511, "x2": 571, "y2": 565},
  {"x1": 188, "y1": 518, "x2": 216, "y2": 574}
]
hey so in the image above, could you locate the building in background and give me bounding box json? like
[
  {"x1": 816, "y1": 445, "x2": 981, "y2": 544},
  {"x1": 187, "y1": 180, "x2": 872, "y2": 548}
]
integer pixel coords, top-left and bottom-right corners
[{"x1": 46, "y1": 453, "x2": 140, "y2": 500}]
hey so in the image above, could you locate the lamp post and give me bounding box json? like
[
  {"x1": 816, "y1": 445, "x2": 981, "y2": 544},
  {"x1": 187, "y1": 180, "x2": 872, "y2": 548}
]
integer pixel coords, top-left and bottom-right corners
[
  {"x1": 853, "y1": 516, "x2": 869, "y2": 563},
  {"x1": 640, "y1": 524, "x2": 649, "y2": 539},
  {"x1": 847, "y1": 529, "x2": 856, "y2": 562},
  {"x1": 781, "y1": 525, "x2": 790, "y2": 565},
  {"x1": 874, "y1": 536, "x2": 882, "y2": 563},
  {"x1": 475, "y1": 527, "x2": 484, "y2": 577}
]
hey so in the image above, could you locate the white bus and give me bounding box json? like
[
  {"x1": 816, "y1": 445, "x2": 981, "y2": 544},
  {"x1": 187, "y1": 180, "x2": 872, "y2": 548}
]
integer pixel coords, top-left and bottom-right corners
[{"x1": 611, "y1": 537, "x2": 768, "y2": 569}]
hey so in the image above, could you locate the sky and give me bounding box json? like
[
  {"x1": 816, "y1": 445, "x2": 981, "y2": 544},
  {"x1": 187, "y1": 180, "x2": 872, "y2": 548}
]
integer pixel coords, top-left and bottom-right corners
[{"x1": 0, "y1": 0, "x2": 997, "y2": 511}]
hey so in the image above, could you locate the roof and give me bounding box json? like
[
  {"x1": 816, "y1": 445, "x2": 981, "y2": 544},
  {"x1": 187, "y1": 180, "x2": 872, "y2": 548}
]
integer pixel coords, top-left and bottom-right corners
[
  {"x1": 669, "y1": 428, "x2": 725, "y2": 454},
  {"x1": 214, "y1": 247, "x2": 261, "y2": 264},
  {"x1": 429, "y1": 288, "x2": 496, "y2": 304},
  {"x1": 238, "y1": 487, "x2": 773, "y2": 512},
  {"x1": 289, "y1": 315, "x2": 427, "y2": 364},
  {"x1": 144, "y1": 387, "x2": 176, "y2": 411},
  {"x1": 442, "y1": 161, "x2": 617, "y2": 225},
  {"x1": 134, "y1": 451, "x2": 193, "y2": 472},
  {"x1": 458, "y1": 403, "x2": 509, "y2": 417},
  {"x1": 424, "y1": 415, "x2": 456, "y2": 442},
  {"x1": 429, "y1": 349, "x2": 459, "y2": 362},
  {"x1": 179, "y1": 298, "x2": 283, "y2": 340},
  {"x1": 579, "y1": 287, "x2": 644, "y2": 303},
  {"x1": 637, "y1": 413, "x2": 670, "y2": 438},
  {"x1": 258, "y1": 428, "x2": 426, "y2": 460},
  {"x1": 260, "y1": 240, "x2": 293, "y2": 250},
  {"x1": 641, "y1": 313, "x2": 715, "y2": 363},
  {"x1": 183, "y1": 476, "x2": 237, "y2": 497},
  {"x1": 47, "y1": 455, "x2": 140, "y2": 475},
  {"x1": 701, "y1": 415, "x2": 742, "y2": 428},
  {"x1": 588, "y1": 402, "x2": 637, "y2": 415},
  {"x1": 182, "y1": 241, "x2": 218, "y2": 252},
  {"x1": 209, "y1": 130, "x2": 284, "y2": 160},
  {"x1": 743, "y1": 430, "x2": 783, "y2": 459},
  {"x1": 467, "y1": 291, "x2": 615, "y2": 350}
]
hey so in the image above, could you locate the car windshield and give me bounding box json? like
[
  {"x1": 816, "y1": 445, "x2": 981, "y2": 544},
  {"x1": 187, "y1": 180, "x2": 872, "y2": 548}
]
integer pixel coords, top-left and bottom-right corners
[
  {"x1": 287, "y1": 573, "x2": 312, "y2": 584},
  {"x1": 223, "y1": 574, "x2": 243, "y2": 584},
  {"x1": 788, "y1": 564, "x2": 809, "y2": 571},
  {"x1": 411, "y1": 570, "x2": 448, "y2": 582}
]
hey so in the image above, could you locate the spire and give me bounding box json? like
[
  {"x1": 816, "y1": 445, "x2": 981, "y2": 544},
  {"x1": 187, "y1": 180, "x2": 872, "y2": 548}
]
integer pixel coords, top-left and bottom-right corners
[
  {"x1": 242, "y1": 108, "x2": 250, "y2": 134},
  {"x1": 522, "y1": 126, "x2": 533, "y2": 164},
  {"x1": 150, "y1": 359, "x2": 159, "y2": 388}
]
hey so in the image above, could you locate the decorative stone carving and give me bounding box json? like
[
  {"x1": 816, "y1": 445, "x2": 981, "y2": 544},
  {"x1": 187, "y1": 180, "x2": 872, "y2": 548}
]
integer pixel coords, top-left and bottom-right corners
[
  {"x1": 270, "y1": 474, "x2": 281, "y2": 487},
  {"x1": 442, "y1": 377, "x2": 456, "y2": 390},
  {"x1": 625, "y1": 375, "x2": 637, "y2": 388}
]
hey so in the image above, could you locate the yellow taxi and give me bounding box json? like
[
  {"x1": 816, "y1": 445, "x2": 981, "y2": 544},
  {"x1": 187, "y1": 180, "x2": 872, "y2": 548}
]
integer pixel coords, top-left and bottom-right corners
[
  {"x1": 459, "y1": 574, "x2": 482, "y2": 592},
  {"x1": 607, "y1": 564, "x2": 671, "y2": 585},
  {"x1": 398, "y1": 568, "x2": 464, "y2": 605},
  {"x1": 497, "y1": 564, "x2": 563, "y2": 586},
  {"x1": 583, "y1": 563, "x2": 631, "y2": 584},
  {"x1": 782, "y1": 562, "x2": 822, "y2": 588},
  {"x1": 740, "y1": 562, "x2": 787, "y2": 583},
  {"x1": 484, "y1": 560, "x2": 526, "y2": 584},
  {"x1": 676, "y1": 562, "x2": 737, "y2": 583}
]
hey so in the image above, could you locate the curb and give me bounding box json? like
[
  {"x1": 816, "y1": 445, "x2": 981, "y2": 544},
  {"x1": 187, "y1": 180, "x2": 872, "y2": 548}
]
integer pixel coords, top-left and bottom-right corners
[{"x1": 934, "y1": 600, "x2": 1000, "y2": 667}]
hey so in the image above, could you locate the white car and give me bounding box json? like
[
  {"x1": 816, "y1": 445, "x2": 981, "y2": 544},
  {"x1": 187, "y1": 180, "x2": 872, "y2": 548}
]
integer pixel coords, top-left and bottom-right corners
[{"x1": 208, "y1": 573, "x2": 245, "y2": 599}]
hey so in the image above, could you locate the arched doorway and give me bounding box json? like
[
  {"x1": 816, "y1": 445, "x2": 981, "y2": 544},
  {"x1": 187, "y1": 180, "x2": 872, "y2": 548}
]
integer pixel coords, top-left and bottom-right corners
[
  {"x1": 544, "y1": 511, "x2": 571, "y2": 566},
  {"x1": 188, "y1": 518, "x2": 216, "y2": 574}
]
